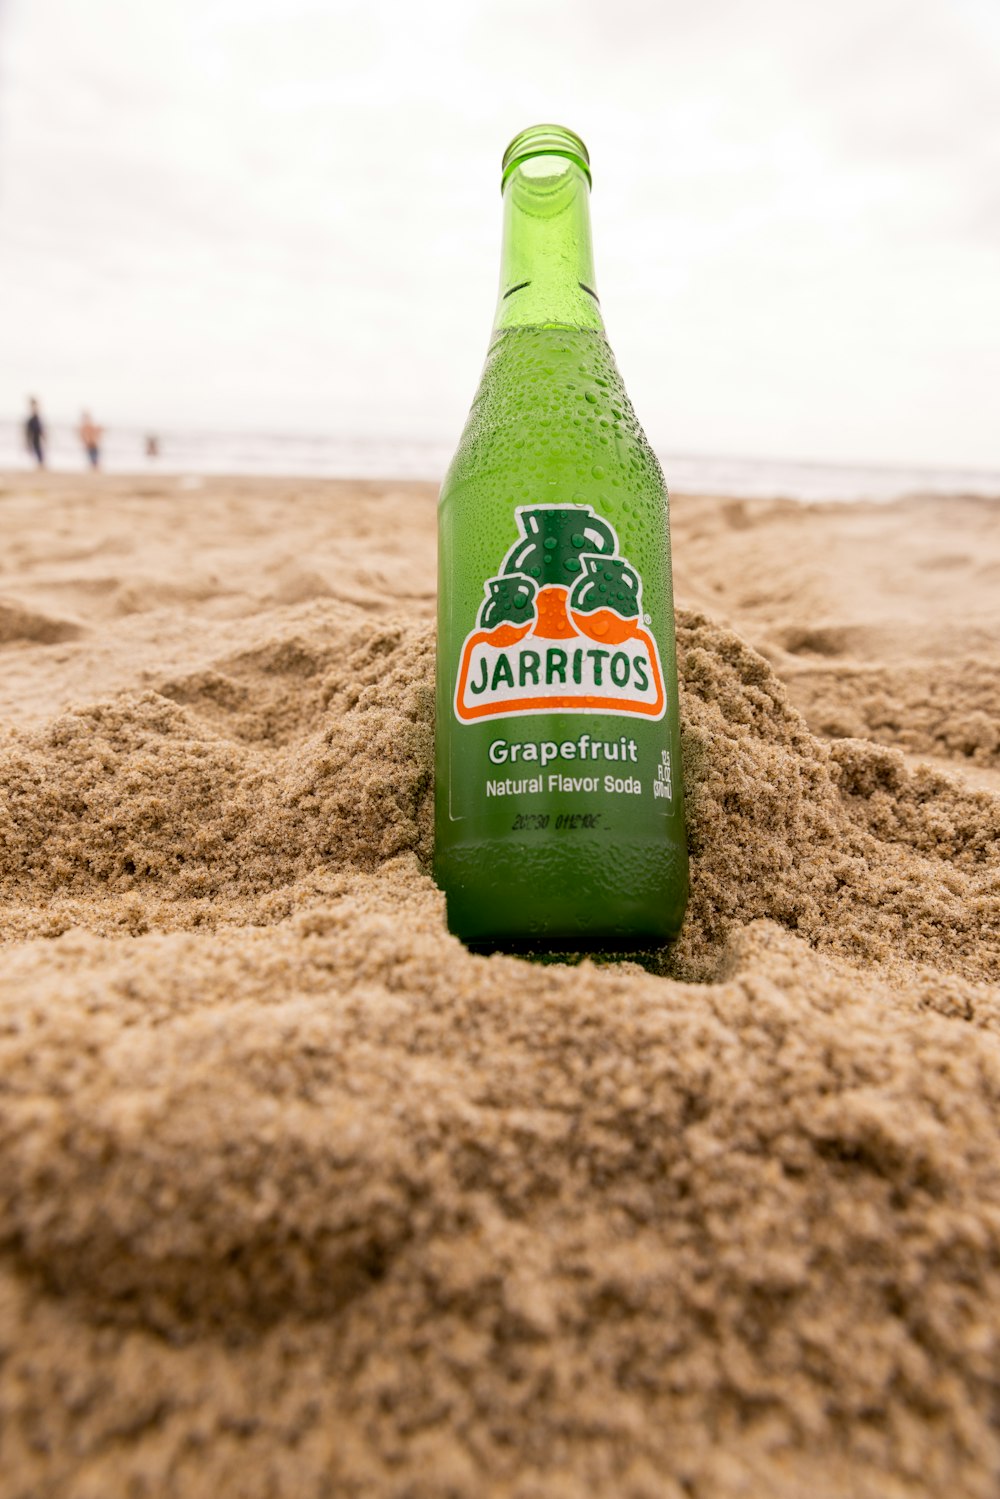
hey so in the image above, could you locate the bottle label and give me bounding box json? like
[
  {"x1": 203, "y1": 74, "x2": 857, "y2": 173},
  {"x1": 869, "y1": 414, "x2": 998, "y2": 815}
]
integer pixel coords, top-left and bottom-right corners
[{"x1": 454, "y1": 504, "x2": 666, "y2": 723}]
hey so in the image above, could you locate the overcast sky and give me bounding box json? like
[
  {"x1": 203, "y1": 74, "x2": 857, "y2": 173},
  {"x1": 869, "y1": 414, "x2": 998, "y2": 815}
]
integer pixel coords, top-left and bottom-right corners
[{"x1": 1, "y1": 0, "x2": 998, "y2": 467}]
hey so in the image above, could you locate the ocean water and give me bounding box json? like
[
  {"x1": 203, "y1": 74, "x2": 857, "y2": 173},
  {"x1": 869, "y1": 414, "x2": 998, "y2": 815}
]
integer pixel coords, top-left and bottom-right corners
[{"x1": 2, "y1": 422, "x2": 998, "y2": 504}]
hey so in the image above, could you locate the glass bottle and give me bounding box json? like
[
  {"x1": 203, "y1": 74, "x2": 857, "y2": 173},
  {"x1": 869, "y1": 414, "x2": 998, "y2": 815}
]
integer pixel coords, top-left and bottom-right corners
[{"x1": 435, "y1": 124, "x2": 688, "y2": 950}]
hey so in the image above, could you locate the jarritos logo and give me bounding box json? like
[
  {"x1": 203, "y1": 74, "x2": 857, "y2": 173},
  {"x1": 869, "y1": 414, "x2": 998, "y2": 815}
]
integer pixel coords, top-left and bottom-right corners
[{"x1": 455, "y1": 504, "x2": 665, "y2": 723}]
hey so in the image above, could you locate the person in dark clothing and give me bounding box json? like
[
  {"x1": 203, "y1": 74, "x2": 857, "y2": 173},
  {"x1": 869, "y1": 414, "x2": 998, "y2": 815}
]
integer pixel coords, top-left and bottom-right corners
[{"x1": 25, "y1": 398, "x2": 45, "y2": 467}]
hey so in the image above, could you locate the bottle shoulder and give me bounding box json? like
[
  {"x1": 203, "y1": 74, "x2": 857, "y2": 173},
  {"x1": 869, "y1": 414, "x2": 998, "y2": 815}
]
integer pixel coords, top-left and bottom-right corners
[{"x1": 441, "y1": 324, "x2": 665, "y2": 505}]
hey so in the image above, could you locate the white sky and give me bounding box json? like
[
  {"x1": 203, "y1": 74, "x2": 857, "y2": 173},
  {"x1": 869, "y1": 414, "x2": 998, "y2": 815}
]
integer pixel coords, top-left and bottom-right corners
[{"x1": 1, "y1": 0, "x2": 998, "y2": 466}]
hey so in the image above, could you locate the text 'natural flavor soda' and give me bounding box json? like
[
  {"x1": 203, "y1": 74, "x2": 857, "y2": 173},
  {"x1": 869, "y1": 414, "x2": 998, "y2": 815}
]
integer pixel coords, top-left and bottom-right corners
[{"x1": 435, "y1": 125, "x2": 688, "y2": 949}]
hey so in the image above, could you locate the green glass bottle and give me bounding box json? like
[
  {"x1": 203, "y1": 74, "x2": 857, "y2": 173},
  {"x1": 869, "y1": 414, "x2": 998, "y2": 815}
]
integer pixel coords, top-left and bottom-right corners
[{"x1": 435, "y1": 124, "x2": 688, "y2": 950}]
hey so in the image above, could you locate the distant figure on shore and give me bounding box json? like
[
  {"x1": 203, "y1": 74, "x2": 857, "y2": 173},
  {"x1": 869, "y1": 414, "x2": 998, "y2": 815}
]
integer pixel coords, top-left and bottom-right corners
[
  {"x1": 79, "y1": 411, "x2": 103, "y2": 470},
  {"x1": 145, "y1": 433, "x2": 160, "y2": 460},
  {"x1": 24, "y1": 398, "x2": 45, "y2": 468}
]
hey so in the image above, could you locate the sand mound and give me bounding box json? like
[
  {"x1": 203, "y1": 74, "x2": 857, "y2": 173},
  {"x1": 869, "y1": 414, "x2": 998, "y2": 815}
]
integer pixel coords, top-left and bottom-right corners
[
  {"x1": 4, "y1": 874, "x2": 1000, "y2": 1497},
  {"x1": 0, "y1": 598, "x2": 81, "y2": 645},
  {"x1": 671, "y1": 614, "x2": 999, "y2": 984},
  {"x1": 0, "y1": 616, "x2": 434, "y2": 939},
  {"x1": 669, "y1": 492, "x2": 1000, "y2": 784},
  {"x1": 2, "y1": 481, "x2": 1000, "y2": 1498},
  {"x1": 783, "y1": 657, "x2": 1000, "y2": 767},
  {"x1": 2, "y1": 609, "x2": 995, "y2": 987}
]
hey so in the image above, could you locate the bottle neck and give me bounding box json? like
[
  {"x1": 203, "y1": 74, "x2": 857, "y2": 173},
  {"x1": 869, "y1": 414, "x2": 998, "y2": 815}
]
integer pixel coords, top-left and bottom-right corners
[{"x1": 493, "y1": 154, "x2": 604, "y2": 333}]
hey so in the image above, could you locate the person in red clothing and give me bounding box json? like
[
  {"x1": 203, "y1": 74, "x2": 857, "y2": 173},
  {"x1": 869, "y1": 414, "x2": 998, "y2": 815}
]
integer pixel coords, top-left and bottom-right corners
[{"x1": 78, "y1": 411, "x2": 103, "y2": 470}]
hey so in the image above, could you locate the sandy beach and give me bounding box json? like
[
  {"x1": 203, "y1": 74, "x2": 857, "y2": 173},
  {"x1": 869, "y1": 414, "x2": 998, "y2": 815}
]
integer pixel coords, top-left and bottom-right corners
[{"x1": 1, "y1": 471, "x2": 999, "y2": 1498}]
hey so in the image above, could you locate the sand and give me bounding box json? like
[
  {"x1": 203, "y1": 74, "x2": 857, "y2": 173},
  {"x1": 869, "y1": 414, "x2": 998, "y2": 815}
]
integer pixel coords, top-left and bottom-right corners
[{"x1": 1, "y1": 472, "x2": 998, "y2": 1498}]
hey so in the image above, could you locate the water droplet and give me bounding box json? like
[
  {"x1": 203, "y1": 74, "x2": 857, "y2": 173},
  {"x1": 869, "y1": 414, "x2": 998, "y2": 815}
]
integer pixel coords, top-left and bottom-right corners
[{"x1": 591, "y1": 465, "x2": 605, "y2": 479}]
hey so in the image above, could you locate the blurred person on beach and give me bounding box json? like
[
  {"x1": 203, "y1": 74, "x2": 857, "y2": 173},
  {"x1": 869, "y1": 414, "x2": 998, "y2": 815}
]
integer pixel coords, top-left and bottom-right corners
[
  {"x1": 145, "y1": 434, "x2": 160, "y2": 460},
  {"x1": 78, "y1": 411, "x2": 103, "y2": 470},
  {"x1": 24, "y1": 398, "x2": 45, "y2": 468}
]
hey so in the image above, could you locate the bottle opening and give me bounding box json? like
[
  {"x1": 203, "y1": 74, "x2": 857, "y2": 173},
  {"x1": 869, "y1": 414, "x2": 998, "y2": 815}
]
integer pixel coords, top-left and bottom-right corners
[{"x1": 501, "y1": 124, "x2": 591, "y2": 191}]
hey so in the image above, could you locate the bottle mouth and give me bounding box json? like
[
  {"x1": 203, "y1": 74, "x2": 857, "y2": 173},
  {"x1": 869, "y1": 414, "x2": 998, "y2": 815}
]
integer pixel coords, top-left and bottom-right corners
[{"x1": 501, "y1": 124, "x2": 591, "y2": 191}]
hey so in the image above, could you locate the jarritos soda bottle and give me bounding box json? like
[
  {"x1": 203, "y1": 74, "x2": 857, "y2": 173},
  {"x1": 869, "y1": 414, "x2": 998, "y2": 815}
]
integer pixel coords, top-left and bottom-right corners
[{"x1": 435, "y1": 124, "x2": 688, "y2": 949}]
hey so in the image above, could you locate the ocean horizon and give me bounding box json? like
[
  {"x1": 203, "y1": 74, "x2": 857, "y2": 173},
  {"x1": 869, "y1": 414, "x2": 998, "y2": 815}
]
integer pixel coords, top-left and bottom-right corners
[{"x1": 2, "y1": 421, "x2": 999, "y2": 505}]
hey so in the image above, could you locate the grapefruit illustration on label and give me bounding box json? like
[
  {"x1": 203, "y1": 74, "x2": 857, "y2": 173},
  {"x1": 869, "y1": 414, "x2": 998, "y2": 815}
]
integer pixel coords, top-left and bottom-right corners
[{"x1": 454, "y1": 504, "x2": 666, "y2": 722}]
